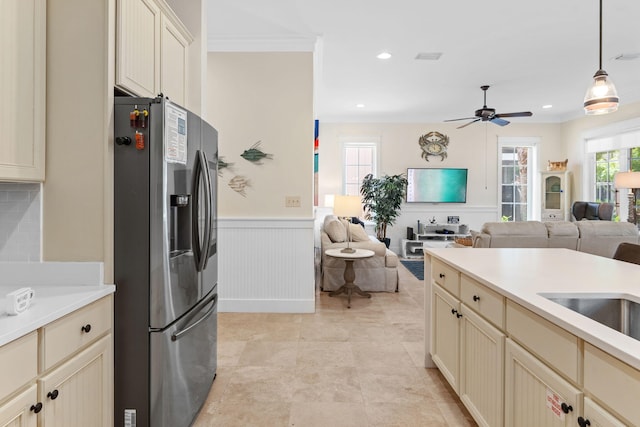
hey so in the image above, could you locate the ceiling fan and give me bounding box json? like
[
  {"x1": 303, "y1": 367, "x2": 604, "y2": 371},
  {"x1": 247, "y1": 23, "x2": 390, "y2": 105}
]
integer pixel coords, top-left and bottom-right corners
[{"x1": 445, "y1": 85, "x2": 533, "y2": 129}]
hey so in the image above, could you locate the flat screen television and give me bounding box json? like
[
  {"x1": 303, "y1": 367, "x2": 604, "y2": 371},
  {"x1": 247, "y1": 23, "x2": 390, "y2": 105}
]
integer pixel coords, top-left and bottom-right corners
[{"x1": 406, "y1": 168, "x2": 468, "y2": 203}]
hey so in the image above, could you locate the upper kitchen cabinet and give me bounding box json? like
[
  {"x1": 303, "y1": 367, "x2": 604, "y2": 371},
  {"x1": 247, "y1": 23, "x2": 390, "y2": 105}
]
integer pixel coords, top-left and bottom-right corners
[
  {"x1": 116, "y1": 0, "x2": 193, "y2": 106},
  {"x1": 0, "y1": 0, "x2": 46, "y2": 182}
]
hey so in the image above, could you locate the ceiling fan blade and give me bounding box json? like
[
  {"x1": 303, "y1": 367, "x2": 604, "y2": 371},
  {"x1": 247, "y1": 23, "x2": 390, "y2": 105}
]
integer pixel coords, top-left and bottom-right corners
[
  {"x1": 444, "y1": 117, "x2": 477, "y2": 122},
  {"x1": 494, "y1": 111, "x2": 532, "y2": 118},
  {"x1": 457, "y1": 118, "x2": 481, "y2": 129},
  {"x1": 490, "y1": 117, "x2": 510, "y2": 126}
]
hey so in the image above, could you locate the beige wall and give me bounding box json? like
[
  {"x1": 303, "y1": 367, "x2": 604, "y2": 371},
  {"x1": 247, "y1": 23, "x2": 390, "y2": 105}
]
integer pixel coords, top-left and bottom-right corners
[
  {"x1": 318, "y1": 121, "x2": 564, "y2": 208},
  {"x1": 206, "y1": 52, "x2": 314, "y2": 218},
  {"x1": 43, "y1": 0, "x2": 113, "y2": 271}
]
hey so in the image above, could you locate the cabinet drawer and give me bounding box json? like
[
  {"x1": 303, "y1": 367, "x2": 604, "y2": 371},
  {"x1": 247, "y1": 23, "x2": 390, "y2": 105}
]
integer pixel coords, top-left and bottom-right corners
[
  {"x1": 431, "y1": 259, "x2": 460, "y2": 297},
  {"x1": 460, "y1": 275, "x2": 505, "y2": 328},
  {"x1": 41, "y1": 296, "x2": 112, "y2": 371},
  {"x1": 584, "y1": 343, "x2": 640, "y2": 425},
  {"x1": 0, "y1": 332, "x2": 37, "y2": 400},
  {"x1": 506, "y1": 300, "x2": 579, "y2": 383}
]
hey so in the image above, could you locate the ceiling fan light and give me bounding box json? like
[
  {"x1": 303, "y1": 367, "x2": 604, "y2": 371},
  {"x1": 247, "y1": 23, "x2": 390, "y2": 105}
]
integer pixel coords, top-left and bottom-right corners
[{"x1": 584, "y1": 70, "x2": 619, "y2": 115}]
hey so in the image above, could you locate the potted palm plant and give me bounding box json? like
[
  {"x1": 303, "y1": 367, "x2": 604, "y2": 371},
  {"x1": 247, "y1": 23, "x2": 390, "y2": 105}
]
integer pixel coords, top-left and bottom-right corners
[{"x1": 360, "y1": 173, "x2": 408, "y2": 248}]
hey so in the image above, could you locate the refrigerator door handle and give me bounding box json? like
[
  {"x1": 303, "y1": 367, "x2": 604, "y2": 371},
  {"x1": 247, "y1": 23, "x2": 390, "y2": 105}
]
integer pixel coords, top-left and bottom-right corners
[
  {"x1": 171, "y1": 292, "x2": 217, "y2": 342},
  {"x1": 191, "y1": 150, "x2": 210, "y2": 272},
  {"x1": 200, "y1": 151, "x2": 213, "y2": 271}
]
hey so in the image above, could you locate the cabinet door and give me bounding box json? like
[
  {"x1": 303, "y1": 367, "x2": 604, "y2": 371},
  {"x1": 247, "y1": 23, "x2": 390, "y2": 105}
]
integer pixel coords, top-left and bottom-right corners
[
  {"x1": 116, "y1": 0, "x2": 161, "y2": 97},
  {"x1": 160, "y1": 14, "x2": 189, "y2": 106},
  {"x1": 459, "y1": 305, "x2": 505, "y2": 427},
  {"x1": 431, "y1": 283, "x2": 460, "y2": 392},
  {"x1": 581, "y1": 397, "x2": 627, "y2": 427},
  {"x1": 0, "y1": 385, "x2": 38, "y2": 427},
  {"x1": 505, "y1": 339, "x2": 581, "y2": 427},
  {"x1": 0, "y1": 0, "x2": 45, "y2": 182},
  {"x1": 39, "y1": 335, "x2": 112, "y2": 427}
]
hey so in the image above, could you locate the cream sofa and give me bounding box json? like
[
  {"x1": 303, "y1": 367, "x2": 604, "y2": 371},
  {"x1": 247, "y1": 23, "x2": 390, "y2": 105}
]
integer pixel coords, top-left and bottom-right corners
[
  {"x1": 471, "y1": 220, "x2": 639, "y2": 258},
  {"x1": 320, "y1": 215, "x2": 399, "y2": 292}
]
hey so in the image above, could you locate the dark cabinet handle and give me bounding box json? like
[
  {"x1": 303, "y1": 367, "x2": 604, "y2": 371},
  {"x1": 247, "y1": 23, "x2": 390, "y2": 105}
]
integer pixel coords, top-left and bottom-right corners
[
  {"x1": 81, "y1": 324, "x2": 92, "y2": 333},
  {"x1": 456, "y1": 313, "x2": 463, "y2": 318},
  {"x1": 451, "y1": 308, "x2": 457, "y2": 315},
  {"x1": 473, "y1": 295, "x2": 480, "y2": 301},
  {"x1": 561, "y1": 403, "x2": 572, "y2": 414},
  {"x1": 439, "y1": 273, "x2": 445, "y2": 278},
  {"x1": 30, "y1": 402, "x2": 43, "y2": 413},
  {"x1": 47, "y1": 390, "x2": 59, "y2": 400},
  {"x1": 577, "y1": 417, "x2": 591, "y2": 427}
]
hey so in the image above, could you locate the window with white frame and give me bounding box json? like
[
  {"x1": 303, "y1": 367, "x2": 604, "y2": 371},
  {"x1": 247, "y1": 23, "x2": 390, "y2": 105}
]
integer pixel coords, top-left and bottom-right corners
[
  {"x1": 343, "y1": 142, "x2": 378, "y2": 196},
  {"x1": 498, "y1": 138, "x2": 538, "y2": 222}
]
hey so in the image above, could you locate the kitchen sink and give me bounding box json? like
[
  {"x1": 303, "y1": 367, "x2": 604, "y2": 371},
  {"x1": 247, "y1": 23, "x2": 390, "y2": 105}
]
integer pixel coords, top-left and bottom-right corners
[{"x1": 543, "y1": 296, "x2": 640, "y2": 340}]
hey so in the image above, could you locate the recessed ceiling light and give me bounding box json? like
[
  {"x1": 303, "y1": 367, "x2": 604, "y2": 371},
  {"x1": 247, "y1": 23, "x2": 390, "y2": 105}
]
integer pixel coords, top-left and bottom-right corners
[
  {"x1": 376, "y1": 52, "x2": 392, "y2": 60},
  {"x1": 415, "y1": 52, "x2": 442, "y2": 61},
  {"x1": 356, "y1": 104, "x2": 365, "y2": 108},
  {"x1": 542, "y1": 105, "x2": 553, "y2": 109}
]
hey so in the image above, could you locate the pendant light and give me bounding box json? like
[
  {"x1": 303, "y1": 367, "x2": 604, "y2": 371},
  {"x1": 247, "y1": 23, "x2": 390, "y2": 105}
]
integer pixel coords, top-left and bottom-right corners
[{"x1": 583, "y1": 0, "x2": 619, "y2": 115}]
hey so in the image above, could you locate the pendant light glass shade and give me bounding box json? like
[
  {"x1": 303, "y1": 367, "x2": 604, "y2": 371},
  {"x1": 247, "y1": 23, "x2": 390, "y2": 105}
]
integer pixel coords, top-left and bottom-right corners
[
  {"x1": 584, "y1": 69, "x2": 619, "y2": 115},
  {"x1": 583, "y1": 0, "x2": 619, "y2": 115}
]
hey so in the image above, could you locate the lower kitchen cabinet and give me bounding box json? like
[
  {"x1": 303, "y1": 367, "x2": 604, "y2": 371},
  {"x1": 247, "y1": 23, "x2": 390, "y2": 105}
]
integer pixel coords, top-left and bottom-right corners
[
  {"x1": 505, "y1": 338, "x2": 581, "y2": 427},
  {"x1": 38, "y1": 336, "x2": 111, "y2": 427},
  {"x1": 0, "y1": 385, "x2": 38, "y2": 427},
  {"x1": 431, "y1": 283, "x2": 460, "y2": 392},
  {"x1": 581, "y1": 397, "x2": 627, "y2": 427},
  {"x1": 0, "y1": 295, "x2": 113, "y2": 427},
  {"x1": 459, "y1": 305, "x2": 504, "y2": 427}
]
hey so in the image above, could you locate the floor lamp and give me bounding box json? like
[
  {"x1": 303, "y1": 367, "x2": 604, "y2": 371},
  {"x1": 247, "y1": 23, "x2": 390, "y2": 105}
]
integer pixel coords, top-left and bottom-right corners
[
  {"x1": 614, "y1": 172, "x2": 640, "y2": 223},
  {"x1": 333, "y1": 195, "x2": 362, "y2": 253}
]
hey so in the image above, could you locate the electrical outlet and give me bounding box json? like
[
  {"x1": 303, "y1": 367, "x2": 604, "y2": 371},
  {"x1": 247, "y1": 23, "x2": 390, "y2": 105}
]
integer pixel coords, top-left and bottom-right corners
[{"x1": 285, "y1": 196, "x2": 301, "y2": 207}]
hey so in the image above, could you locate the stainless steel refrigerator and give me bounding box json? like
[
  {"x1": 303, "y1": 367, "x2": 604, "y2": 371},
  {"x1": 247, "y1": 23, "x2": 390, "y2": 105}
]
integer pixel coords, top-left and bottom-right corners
[{"x1": 114, "y1": 96, "x2": 218, "y2": 427}]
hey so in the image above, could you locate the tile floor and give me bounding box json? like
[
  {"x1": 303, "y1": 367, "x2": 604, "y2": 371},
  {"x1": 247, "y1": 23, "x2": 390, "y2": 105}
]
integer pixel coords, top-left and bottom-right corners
[{"x1": 194, "y1": 261, "x2": 476, "y2": 426}]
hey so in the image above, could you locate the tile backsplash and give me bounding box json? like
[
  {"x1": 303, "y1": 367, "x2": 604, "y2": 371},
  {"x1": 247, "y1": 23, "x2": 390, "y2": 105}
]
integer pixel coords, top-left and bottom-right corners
[{"x1": 0, "y1": 183, "x2": 41, "y2": 261}]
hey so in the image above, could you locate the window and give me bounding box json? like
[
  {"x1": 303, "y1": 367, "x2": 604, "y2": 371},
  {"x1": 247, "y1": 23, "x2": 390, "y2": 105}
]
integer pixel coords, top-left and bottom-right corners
[
  {"x1": 343, "y1": 142, "x2": 377, "y2": 196},
  {"x1": 498, "y1": 138, "x2": 538, "y2": 222},
  {"x1": 594, "y1": 150, "x2": 619, "y2": 203}
]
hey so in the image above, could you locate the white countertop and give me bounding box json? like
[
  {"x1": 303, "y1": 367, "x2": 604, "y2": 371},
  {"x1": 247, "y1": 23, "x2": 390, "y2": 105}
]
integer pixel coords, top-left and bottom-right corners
[
  {"x1": 424, "y1": 248, "x2": 640, "y2": 370},
  {"x1": 0, "y1": 262, "x2": 115, "y2": 347}
]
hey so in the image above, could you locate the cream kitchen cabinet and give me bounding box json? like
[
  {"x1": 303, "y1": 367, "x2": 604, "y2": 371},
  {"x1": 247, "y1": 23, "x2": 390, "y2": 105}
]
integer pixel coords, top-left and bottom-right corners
[
  {"x1": 0, "y1": 295, "x2": 112, "y2": 427},
  {"x1": 0, "y1": 0, "x2": 46, "y2": 182},
  {"x1": 116, "y1": 0, "x2": 192, "y2": 105},
  {"x1": 431, "y1": 267, "x2": 505, "y2": 427},
  {"x1": 580, "y1": 397, "x2": 627, "y2": 427},
  {"x1": 505, "y1": 338, "x2": 581, "y2": 427}
]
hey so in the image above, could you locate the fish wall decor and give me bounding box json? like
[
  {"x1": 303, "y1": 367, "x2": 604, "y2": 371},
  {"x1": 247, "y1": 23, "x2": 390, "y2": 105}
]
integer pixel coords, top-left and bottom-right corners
[
  {"x1": 241, "y1": 141, "x2": 273, "y2": 164},
  {"x1": 228, "y1": 175, "x2": 250, "y2": 197},
  {"x1": 217, "y1": 156, "x2": 233, "y2": 175}
]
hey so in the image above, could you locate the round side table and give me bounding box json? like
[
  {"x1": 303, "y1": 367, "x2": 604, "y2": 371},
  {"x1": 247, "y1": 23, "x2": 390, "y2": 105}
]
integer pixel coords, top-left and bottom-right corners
[{"x1": 324, "y1": 248, "x2": 375, "y2": 308}]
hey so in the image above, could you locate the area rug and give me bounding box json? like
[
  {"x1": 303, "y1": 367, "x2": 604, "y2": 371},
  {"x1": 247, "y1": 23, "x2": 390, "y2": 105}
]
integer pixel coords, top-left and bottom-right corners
[{"x1": 400, "y1": 259, "x2": 424, "y2": 281}]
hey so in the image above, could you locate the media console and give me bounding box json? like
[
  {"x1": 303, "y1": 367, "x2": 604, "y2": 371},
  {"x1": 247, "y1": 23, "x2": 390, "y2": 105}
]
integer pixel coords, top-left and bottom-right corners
[{"x1": 401, "y1": 224, "x2": 470, "y2": 259}]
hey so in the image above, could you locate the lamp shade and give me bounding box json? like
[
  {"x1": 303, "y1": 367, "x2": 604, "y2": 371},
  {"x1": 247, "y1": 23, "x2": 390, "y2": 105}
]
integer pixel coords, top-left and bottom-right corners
[
  {"x1": 614, "y1": 171, "x2": 640, "y2": 189},
  {"x1": 584, "y1": 70, "x2": 619, "y2": 115},
  {"x1": 333, "y1": 195, "x2": 362, "y2": 218}
]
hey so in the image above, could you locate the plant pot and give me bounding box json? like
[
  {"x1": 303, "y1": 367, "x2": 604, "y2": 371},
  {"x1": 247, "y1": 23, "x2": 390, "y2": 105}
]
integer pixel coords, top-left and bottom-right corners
[{"x1": 379, "y1": 237, "x2": 390, "y2": 248}]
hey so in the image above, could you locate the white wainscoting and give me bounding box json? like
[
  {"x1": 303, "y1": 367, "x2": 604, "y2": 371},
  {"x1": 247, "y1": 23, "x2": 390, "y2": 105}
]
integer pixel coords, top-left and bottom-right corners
[{"x1": 218, "y1": 217, "x2": 315, "y2": 313}]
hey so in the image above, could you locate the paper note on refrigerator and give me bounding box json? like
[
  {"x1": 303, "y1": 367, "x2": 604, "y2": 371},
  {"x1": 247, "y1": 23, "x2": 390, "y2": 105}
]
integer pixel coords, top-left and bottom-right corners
[{"x1": 164, "y1": 102, "x2": 188, "y2": 164}]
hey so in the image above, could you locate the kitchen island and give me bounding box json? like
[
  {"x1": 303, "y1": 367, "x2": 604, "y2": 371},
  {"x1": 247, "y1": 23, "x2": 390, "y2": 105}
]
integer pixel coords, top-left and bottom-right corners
[{"x1": 424, "y1": 248, "x2": 640, "y2": 427}]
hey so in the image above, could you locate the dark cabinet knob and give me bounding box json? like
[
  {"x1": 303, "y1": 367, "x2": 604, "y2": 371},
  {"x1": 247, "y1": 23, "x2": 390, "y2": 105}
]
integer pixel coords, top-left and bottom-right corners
[
  {"x1": 81, "y1": 324, "x2": 92, "y2": 333},
  {"x1": 561, "y1": 402, "x2": 573, "y2": 414},
  {"x1": 47, "y1": 389, "x2": 59, "y2": 400},
  {"x1": 577, "y1": 417, "x2": 591, "y2": 427},
  {"x1": 456, "y1": 313, "x2": 463, "y2": 318},
  {"x1": 30, "y1": 402, "x2": 43, "y2": 413},
  {"x1": 451, "y1": 308, "x2": 457, "y2": 315},
  {"x1": 439, "y1": 273, "x2": 445, "y2": 278},
  {"x1": 473, "y1": 295, "x2": 480, "y2": 301}
]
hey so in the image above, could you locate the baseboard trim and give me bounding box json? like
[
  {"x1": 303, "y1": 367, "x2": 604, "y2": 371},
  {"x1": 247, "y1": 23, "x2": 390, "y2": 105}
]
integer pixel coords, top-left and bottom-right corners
[{"x1": 219, "y1": 298, "x2": 315, "y2": 314}]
